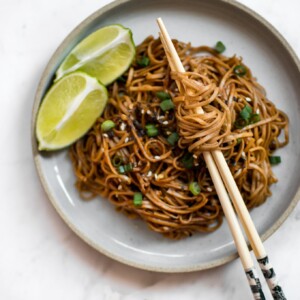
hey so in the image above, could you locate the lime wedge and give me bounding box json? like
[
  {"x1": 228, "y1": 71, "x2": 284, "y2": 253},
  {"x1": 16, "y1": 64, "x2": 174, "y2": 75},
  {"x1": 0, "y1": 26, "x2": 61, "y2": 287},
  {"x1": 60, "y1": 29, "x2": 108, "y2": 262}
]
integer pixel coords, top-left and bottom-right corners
[
  {"x1": 55, "y1": 24, "x2": 135, "y2": 85},
  {"x1": 36, "y1": 72, "x2": 108, "y2": 150}
]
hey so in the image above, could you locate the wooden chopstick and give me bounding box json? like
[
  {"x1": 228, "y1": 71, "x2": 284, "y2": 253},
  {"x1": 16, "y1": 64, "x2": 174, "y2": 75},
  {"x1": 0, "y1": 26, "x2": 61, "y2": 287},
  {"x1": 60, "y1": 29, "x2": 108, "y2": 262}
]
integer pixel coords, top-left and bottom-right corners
[
  {"x1": 157, "y1": 18, "x2": 266, "y2": 300},
  {"x1": 157, "y1": 17, "x2": 287, "y2": 300}
]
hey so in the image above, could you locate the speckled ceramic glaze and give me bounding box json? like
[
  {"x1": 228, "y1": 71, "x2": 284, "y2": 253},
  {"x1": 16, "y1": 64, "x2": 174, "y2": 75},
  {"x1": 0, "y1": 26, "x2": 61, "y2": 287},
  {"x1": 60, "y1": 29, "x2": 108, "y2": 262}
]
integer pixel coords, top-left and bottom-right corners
[{"x1": 31, "y1": 0, "x2": 300, "y2": 272}]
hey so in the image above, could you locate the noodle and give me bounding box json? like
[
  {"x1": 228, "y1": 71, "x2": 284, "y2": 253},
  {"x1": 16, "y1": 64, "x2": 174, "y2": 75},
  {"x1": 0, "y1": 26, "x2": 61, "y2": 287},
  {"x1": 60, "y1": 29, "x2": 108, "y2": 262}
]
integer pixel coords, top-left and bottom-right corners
[{"x1": 69, "y1": 36, "x2": 289, "y2": 239}]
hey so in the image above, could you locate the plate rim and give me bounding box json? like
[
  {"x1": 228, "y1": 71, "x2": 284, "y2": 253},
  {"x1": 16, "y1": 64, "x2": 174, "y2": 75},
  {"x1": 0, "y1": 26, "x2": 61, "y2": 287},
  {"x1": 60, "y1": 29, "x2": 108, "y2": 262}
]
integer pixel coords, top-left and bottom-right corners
[{"x1": 31, "y1": 0, "x2": 300, "y2": 273}]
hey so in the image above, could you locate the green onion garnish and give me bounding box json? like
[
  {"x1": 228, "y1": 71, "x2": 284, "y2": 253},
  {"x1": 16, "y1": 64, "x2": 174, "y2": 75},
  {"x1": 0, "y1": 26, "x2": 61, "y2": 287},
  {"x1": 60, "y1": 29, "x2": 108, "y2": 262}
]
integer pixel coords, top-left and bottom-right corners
[
  {"x1": 137, "y1": 56, "x2": 150, "y2": 67},
  {"x1": 167, "y1": 132, "x2": 179, "y2": 146},
  {"x1": 160, "y1": 99, "x2": 175, "y2": 111},
  {"x1": 234, "y1": 65, "x2": 247, "y2": 76},
  {"x1": 240, "y1": 105, "x2": 252, "y2": 120},
  {"x1": 112, "y1": 155, "x2": 123, "y2": 167},
  {"x1": 269, "y1": 156, "x2": 281, "y2": 165},
  {"x1": 215, "y1": 41, "x2": 226, "y2": 54},
  {"x1": 234, "y1": 118, "x2": 249, "y2": 129},
  {"x1": 182, "y1": 152, "x2": 194, "y2": 169},
  {"x1": 145, "y1": 124, "x2": 158, "y2": 137},
  {"x1": 101, "y1": 120, "x2": 115, "y2": 132},
  {"x1": 118, "y1": 165, "x2": 126, "y2": 174},
  {"x1": 250, "y1": 113, "x2": 260, "y2": 124},
  {"x1": 118, "y1": 163, "x2": 133, "y2": 174},
  {"x1": 117, "y1": 75, "x2": 126, "y2": 83},
  {"x1": 133, "y1": 192, "x2": 143, "y2": 206},
  {"x1": 156, "y1": 91, "x2": 171, "y2": 100},
  {"x1": 189, "y1": 182, "x2": 201, "y2": 196}
]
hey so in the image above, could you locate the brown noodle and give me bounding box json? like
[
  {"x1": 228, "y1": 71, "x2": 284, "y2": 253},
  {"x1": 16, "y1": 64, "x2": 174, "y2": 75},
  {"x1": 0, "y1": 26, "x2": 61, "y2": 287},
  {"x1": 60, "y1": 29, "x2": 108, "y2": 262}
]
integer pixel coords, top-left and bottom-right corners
[{"x1": 69, "y1": 36, "x2": 289, "y2": 239}]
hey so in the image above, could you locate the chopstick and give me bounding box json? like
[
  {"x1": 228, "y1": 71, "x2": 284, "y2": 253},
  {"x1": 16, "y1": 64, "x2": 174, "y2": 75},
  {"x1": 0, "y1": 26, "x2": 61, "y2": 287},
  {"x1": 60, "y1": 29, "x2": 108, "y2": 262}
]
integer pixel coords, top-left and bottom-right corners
[{"x1": 157, "y1": 18, "x2": 285, "y2": 300}]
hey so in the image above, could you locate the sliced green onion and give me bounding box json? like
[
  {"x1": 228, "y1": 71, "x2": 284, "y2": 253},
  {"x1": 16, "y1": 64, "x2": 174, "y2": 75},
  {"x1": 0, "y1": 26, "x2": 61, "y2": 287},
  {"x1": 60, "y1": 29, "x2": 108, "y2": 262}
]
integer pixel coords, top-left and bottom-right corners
[
  {"x1": 133, "y1": 192, "x2": 143, "y2": 206},
  {"x1": 118, "y1": 165, "x2": 126, "y2": 174},
  {"x1": 160, "y1": 99, "x2": 175, "y2": 111},
  {"x1": 117, "y1": 75, "x2": 126, "y2": 83},
  {"x1": 215, "y1": 41, "x2": 226, "y2": 53},
  {"x1": 118, "y1": 163, "x2": 133, "y2": 174},
  {"x1": 182, "y1": 152, "x2": 194, "y2": 169},
  {"x1": 234, "y1": 118, "x2": 249, "y2": 129},
  {"x1": 101, "y1": 120, "x2": 115, "y2": 132},
  {"x1": 137, "y1": 56, "x2": 150, "y2": 67},
  {"x1": 250, "y1": 113, "x2": 260, "y2": 124},
  {"x1": 156, "y1": 91, "x2": 171, "y2": 100},
  {"x1": 145, "y1": 124, "x2": 158, "y2": 137},
  {"x1": 112, "y1": 155, "x2": 123, "y2": 167},
  {"x1": 234, "y1": 65, "x2": 247, "y2": 76},
  {"x1": 269, "y1": 156, "x2": 281, "y2": 165},
  {"x1": 189, "y1": 182, "x2": 201, "y2": 196},
  {"x1": 167, "y1": 132, "x2": 179, "y2": 146},
  {"x1": 240, "y1": 105, "x2": 252, "y2": 120}
]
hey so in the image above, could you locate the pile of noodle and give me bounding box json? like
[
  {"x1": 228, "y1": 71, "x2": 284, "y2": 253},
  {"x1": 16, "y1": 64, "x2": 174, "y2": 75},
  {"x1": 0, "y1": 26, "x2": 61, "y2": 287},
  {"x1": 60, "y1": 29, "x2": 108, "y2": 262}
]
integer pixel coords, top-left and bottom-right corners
[{"x1": 70, "y1": 36, "x2": 289, "y2": 239}]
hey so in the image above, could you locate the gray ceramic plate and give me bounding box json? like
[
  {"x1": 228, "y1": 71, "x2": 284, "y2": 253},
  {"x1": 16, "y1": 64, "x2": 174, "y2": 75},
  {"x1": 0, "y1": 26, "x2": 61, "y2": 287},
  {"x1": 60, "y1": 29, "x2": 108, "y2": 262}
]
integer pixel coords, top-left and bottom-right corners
[{"x1": 32, "y1": 0, "x2": 300, "y2": 272}]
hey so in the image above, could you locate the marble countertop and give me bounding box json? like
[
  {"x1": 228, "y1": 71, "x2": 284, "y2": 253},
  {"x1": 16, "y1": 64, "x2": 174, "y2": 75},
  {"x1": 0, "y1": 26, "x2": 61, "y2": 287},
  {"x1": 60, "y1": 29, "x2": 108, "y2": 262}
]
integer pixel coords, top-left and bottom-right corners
[{"x1": 1, "y1": 0, "x2": 299, "y2": 299}]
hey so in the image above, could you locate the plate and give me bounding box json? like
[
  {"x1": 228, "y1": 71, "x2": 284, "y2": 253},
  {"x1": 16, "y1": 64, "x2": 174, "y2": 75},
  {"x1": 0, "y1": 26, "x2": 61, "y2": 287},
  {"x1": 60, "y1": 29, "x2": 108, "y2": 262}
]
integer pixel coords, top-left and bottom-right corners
[{"x1": 31, "y1": 0, "x2": 300, "y2": 272}]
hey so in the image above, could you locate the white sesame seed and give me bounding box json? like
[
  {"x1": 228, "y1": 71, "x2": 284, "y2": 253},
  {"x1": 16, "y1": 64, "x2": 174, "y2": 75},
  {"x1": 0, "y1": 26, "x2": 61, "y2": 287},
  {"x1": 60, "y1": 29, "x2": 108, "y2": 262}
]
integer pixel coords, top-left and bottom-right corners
[
  {"x1": 141, "y1": 109, "x2": 145, "y2": 114},
  {"x1": 193, "y1": 154, "x2": 197, "y2": 159},
  {"x1": 154, "y1": 156, "x2": 160, "y2": 160},
  {"x1": 154, "y1": 174, "x2": 158, "y2": 180},
  {"x1": 162, "y1": 121, "x2": 168, "y2": 125},
  {"x1": 256, "y1": 108, "x2": 260, "y2": 114},
  {"x1": 157, "y1": 174, "x2": 164, "y2": 180},
  {"x1": 166, "y1": 131, "x2": 171, "y2": 135},
  {"x1": 245, "y1": 97, "x2": 252, "y2": 102},
  {"x1": 118, "y1": 185, "x2": 122, "y2": 190},
  {"x1": 157, "y1": 115, "x2": 164, "y2": 120},
  {"x1": 207, "y1": 187, "x2": 213, "y2": 192},
  {"x1": 103, "y1": 133, "x2": 108, "y2": 138},
  {"x1": 235, "y1": 169, "x2": 242, "y2": 176},
  {"x1": 146, "y1": 110, "x2": 151, "y2": 115},
  {"x1": 147, "y1": 171, "x2": 152, "y2": 177},
  {"x1": 120, "y1": 122, "x2": 126, "y2": 131},
  {"x1": 241, "y1": 151, "x2": 246, "y2": 160},
  {"x1": 125, "y1": 137, "x2": 129, "y2": 143}
]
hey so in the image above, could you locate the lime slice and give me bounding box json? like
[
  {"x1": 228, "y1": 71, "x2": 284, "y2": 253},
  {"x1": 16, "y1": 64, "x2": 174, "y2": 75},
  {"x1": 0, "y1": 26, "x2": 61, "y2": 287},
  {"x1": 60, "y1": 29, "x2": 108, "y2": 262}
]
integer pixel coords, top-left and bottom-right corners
[
  {"x1": 55, "y1": 24, "x2": 135, "y2": 85},
  {"x1": 36, "y1": 72, "x2": 108, "y2": 150}
]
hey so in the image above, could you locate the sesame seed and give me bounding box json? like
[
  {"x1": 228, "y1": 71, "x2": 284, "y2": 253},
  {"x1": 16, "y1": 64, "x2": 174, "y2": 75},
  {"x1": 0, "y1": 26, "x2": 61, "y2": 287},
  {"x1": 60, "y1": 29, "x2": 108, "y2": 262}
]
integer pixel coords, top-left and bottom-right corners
[
  {"x1": 147, "y1": 171, "x2": 152, "y2": 177},
  {"x1": 118, "y1": 185, "x2": 122, "y2": 190},
  {"x1": 162, "y1": 121, "x2": 168, "y2": 125},
  {"x1": 146, "y1": 110, "x2": 151, "y2": 115},
  {"x1": 103, "y1": 133, "x2": 108, "y2": 138},
  {"x1": 235, "y1": 169, "x2": 242, "y2": 176},
  {"x1": 125, "y1": 137, "x2": 129, "y2": 143},
  {"x1": 245, "y1": 97, "x2": 252, "y2": 102},
  {"x1": 157, "y1": 174, "x2": 164, "y2": 180},
  {"x1": 256, "y1": 108, "x2": 260, "y2": 114},
  {"x1": 157, "y1": 115, "x2": 164, "y2": 120},
  {"x1": 154, "y1": 156, "x2": 160, "y2": 160},
  {"x1": 154, "y1": 174, "x2": 158, "y2": 180},
  {"x1": 120, "y1": 122, "x2": 126, "y2": 131},
  {"x1": 193, "y1": 154, "x2": 197, "y2": 159},
  {"x1": 141, "y1": 109, "x2": 145, "y2": 114},
  {"x1": 207, "y1": 187, "x2": 213, "y2": 192},
  {"x1": 241, "y1": 151, "x2": 246, "y2": 160}
]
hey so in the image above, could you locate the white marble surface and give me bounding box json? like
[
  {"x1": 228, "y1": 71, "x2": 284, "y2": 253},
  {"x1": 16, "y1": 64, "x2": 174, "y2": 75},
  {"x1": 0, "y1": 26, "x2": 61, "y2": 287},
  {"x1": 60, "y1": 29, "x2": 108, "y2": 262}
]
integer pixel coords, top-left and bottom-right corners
[{"x1": 1, "y1": 0, "x2": 299, "y2": 299}]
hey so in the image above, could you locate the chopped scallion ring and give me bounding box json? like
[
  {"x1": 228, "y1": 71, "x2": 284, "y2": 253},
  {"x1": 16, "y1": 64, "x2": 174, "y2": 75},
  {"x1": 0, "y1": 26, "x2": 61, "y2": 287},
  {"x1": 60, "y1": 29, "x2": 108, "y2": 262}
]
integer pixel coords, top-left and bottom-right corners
[
  {"x1": 101, "y1": 120, "x2": 115, "y2": 132},
  {"x1": 137, "y1": 56, "x2": 150, "y2": 67},
  {"x1": 234, "y1": 65, "x2": 247, "y2": 76},
  {"x1": 167, "y1": 132, "x2": 179, "y2": 146},
  {"x1": 269, "y1": 156, "x2": 281, "y2": 165},
  {"x1": 133, "y1": 192, "x2": 143, "y2": 206},
  {"x1": 215, "y1": 41, "x2": 226, "y2": 53},
  {"x1": 240, "y1": 105, "x2": 252, "y2": 120},
  {"x1": 145, "y1": 124, "x2": 158, "y2": 137},
  {"x1": 189, "y1": 182, "x2": 201, "y2": 196},
  {"x1": 156, "y1": 91, "x2": 171, "y2": 100},
  {"x1": 160, "y1": 99, "x2": 175, "y2": 111}
]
